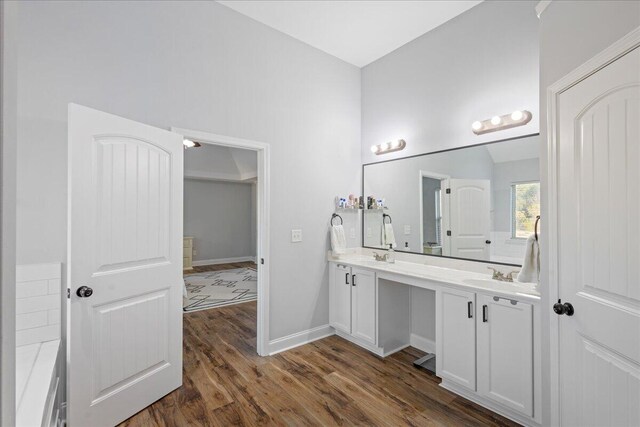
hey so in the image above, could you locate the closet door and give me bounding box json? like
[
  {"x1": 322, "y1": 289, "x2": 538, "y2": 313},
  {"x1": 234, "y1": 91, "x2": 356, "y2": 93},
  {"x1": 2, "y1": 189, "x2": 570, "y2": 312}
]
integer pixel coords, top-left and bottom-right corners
[{"x1": 555, "y1": 45, "x2": 640, "y2": 427}]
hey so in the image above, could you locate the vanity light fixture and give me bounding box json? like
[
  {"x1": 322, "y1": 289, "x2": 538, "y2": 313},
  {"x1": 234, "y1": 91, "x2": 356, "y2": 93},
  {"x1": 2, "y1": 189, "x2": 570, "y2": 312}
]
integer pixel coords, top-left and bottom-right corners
[
  {"x1": 371, "y1": 139, "x2": 406, "y2": 156},
  {"x1": 472, "y1": 110, "x2": 532, "y2": 135},
  {"x1": 183, "y1": 138, "x2": 201, "y2": 149}
]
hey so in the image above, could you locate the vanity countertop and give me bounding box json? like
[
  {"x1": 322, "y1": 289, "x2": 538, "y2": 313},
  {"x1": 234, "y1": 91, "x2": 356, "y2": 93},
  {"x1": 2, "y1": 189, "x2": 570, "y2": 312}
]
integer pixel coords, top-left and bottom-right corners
[{"x1": 328, "y1": 253, "x2": 540, "y2": 303}]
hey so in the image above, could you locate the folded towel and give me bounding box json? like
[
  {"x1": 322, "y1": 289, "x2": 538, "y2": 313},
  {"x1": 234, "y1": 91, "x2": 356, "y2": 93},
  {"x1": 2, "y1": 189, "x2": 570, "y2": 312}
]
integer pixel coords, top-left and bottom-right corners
[
  {"x1": 517, "y1": 234, "x2": 540, "y2": 284},
  {"x1": 382, "y1": 223, "x2": 397, "y2": 249},
  {"x1": 330, "y1": 225, "x2": 347, "y2": 256}
]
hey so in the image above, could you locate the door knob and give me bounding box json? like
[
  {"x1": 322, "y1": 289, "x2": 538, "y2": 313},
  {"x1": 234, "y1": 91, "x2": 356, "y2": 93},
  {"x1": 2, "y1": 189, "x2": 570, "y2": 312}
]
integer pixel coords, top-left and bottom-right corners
[
  {"x1": 76, "y1": 286, "x2": 93, "y2": 298},
  {"x1": 553, "y1": 299, "x2": 574, "y2": 316}
]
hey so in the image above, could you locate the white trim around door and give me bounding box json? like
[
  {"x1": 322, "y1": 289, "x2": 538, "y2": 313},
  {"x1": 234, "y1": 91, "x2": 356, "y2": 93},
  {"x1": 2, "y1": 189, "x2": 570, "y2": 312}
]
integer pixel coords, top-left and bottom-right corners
[
  {"x1": 546, "y1": 26, "x2": 640, "y2": 426},
  {"x1": 171, "y1": 127, "x2": 271, "y2": 357},
  {"x1": 418, "y1": 170, "x2": 450, "y2": 255}
]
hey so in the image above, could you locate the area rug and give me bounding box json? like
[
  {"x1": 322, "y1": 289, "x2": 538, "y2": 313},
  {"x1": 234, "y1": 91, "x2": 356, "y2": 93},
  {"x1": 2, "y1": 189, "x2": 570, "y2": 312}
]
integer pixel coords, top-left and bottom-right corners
[{"x1": 183, "y1": 268, "x2": 257, "y2": 312}]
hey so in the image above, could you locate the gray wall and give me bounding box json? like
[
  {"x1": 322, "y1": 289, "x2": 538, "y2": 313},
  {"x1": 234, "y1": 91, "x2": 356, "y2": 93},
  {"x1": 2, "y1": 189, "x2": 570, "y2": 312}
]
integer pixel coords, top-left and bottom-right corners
[
  {"x1": 422, "y1": 177, "x2": 441, "y2": 244},
  {"x1": 539, "y1": 2, "x2": 640, "y2": 424},
  {"x1": 2, "y1": 1, "x2": 18, "y2": 424},
  {"x1": 184, "y1": 179, "x2": 256, "y2": 262},
  {"x1": 361, "y1": 0, "x2": 539, "y2": 164},
  {"x1": 15, "y1": 0, "x2": 362, "y2": 341}
]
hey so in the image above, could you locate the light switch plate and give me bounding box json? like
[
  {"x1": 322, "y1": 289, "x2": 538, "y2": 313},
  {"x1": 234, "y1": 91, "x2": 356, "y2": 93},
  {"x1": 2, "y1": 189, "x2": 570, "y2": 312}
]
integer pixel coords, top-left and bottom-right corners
[
  {"x1": 404, "y1": 225, "x2": 411, "y2": 235},
  {"x1": 291, "y1": 229, "x2": 302, "y2": 243},
  {"x1": 367, "y1": 227, "x2": 372, "y2": 238}
]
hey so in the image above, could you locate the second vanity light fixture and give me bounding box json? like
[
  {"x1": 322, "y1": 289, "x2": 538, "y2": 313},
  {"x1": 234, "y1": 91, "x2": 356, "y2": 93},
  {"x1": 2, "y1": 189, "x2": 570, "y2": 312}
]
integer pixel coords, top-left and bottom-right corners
[
  {"x1": 471, "y1": 110, "x2": 532, "y2": 135},
  {"x1": 371, "y1": 139, "x2": 406, "y2": 155}
]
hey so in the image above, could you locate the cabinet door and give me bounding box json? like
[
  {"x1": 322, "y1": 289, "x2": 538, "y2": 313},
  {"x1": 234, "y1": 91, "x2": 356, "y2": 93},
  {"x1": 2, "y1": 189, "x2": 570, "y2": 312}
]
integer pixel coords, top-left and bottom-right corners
[
  {"x1": 477, "y1": 295, "x2": 533, "y2": 416},
  {"x1": 329, "y1": 264, "x2": 351, "y2": 334},
  {"x1": 438, "y1": 288, "x2": 476, "y2": 390},
  {"x1": 351, "y1": 268, "x2": 376, "y2": 345}
]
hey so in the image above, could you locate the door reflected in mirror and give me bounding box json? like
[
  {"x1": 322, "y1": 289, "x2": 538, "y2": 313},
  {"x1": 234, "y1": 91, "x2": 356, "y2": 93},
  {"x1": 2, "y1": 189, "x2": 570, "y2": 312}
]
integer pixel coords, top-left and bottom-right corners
[{"x1": 363, "y1": 134, "x2": 540, "y2": 266}]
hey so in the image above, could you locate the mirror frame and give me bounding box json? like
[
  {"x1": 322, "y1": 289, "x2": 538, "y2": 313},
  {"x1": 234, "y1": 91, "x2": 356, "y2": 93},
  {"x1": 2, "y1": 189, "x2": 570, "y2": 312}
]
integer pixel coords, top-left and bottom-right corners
[{"x1": 361, "y1": 133, "x2": 540, "y2": 267}]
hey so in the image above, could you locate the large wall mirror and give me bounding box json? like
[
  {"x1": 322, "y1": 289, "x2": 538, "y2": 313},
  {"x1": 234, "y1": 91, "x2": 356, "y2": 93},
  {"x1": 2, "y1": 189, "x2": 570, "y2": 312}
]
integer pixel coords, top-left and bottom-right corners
[{"x1": 363, "y1": 134, "x2": 540, "y2": 266}]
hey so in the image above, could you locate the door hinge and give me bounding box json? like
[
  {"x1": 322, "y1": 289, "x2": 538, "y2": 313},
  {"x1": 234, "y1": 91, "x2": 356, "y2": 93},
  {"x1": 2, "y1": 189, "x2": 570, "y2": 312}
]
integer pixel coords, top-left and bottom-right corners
[
  {"x1": 446, "y1": 230, "x2": 452, "y2": 236},
  {"x1": 446, "y1": 188, "x2": 451, "y2": 194},
  {"x1": 67, "y1": 288, "x2": 71, "y2": 299},
  {"x1": 260, "y1": 258, "x2": 264, "y2": 265}
]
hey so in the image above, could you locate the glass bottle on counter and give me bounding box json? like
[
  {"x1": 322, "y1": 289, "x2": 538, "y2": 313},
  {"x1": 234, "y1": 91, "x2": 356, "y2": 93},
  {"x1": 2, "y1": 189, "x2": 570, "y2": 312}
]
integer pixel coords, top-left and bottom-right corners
[{"x1": 387, "y1": 244, "x2": 395, "y2": 263}]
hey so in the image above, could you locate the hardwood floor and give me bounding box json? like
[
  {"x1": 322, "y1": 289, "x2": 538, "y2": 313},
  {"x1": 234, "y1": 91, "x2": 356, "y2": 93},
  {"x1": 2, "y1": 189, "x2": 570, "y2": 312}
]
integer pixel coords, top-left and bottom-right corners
[
  {"x1": 120, "y1": 299, "x2": 519, "y2": 427},
  {"x1": 189, "y1": 261, "x2": 257, "y2": 274}
]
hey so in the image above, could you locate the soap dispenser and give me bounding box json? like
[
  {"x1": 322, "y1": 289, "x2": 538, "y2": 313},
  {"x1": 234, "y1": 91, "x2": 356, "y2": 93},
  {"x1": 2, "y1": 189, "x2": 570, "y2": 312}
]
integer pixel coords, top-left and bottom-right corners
[{"x1": 387, "y1": 244, "x2": 395, "y2": 263}]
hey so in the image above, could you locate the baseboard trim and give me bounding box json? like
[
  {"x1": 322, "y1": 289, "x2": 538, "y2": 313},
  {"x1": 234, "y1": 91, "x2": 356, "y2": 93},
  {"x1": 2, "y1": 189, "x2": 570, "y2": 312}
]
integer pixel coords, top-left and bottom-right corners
[
  {"x1": 268, "y1": 324, "x2": 334, "y2": 355},
  {"x1": 192, "y1": 256, "x2": 256, "y2": 267},
  {"x1": 410, "y1": 334, "x2": 436, "y2": 354}
]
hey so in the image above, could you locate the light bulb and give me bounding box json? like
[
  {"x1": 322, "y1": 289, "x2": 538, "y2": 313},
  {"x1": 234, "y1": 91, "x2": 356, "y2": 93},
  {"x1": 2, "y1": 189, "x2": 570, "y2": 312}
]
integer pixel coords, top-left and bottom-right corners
[
  {"x1": 381, "y1": 142, "x2": 390, "y2": 151},
  {"x1": 511, "y1": 110, "x2": 524, "y2": 121},
  {"x1": 183, "y1": 138, "x2": 196, "y2": 148},
  {"x1": 491, "y1": 116, "x2": 502, "y2": 126},
  {"x1": 472, "y1": 121, "x2": 483, "y2": 131},
  {"x1": 370, "y1": 145, "x2": 379, "y2": 153},
  {"x1": 391, "y1": 140, "x2": 400, "y2": 149}
]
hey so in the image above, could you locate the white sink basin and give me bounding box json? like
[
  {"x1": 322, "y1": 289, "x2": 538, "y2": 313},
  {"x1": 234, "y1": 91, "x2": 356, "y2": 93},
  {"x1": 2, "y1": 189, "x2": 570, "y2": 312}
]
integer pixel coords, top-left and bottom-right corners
[{"x1": 462, "y1": 278, "x2": 538, "y2": 295}]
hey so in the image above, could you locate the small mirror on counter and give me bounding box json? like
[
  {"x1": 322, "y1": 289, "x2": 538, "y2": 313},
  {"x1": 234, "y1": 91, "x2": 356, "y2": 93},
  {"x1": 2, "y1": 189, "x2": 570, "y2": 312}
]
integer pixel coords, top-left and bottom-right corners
[{"x1": 363, "y1": 134, "x2": 540, "y2": 266}]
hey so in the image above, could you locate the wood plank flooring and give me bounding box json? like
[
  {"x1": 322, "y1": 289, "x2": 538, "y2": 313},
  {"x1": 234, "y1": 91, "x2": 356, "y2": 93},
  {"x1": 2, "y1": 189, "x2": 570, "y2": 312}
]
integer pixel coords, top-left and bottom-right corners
[
  {"x1": 189, "y1": 261, "x2": 257, "y2": 274},
  {"x1": 120, "y1": 288, "x2": 519, "y2": 426}
]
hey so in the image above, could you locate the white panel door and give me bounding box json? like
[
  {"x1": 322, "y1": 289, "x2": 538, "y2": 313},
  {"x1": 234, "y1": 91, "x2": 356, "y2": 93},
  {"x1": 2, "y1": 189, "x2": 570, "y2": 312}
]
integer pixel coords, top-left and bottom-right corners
[
  {"x1": 448, "y1": 179, "x2": 491, "y2": 260},
  {"x1": 477, "y1": 295, "x2": 533, "y2": 416},
  {"x1": 437, "y1": 288, "x2": 476, "y2": 390},
  {"x1": 557, "y1": 47, "x2": 640, "y2": 426},
  {"x1": 351, "y1": 267, "x2": 376, "y2": 345},
  {"x1": 68, "y1": 104, "x2": 183, "y2": 427},
  {"x1": 329, "y1": 264, "x2": 351, "y2": 334}
]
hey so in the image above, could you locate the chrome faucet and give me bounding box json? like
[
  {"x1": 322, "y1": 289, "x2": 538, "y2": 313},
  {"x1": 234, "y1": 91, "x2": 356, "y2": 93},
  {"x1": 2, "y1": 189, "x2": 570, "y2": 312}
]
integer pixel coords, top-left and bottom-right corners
[
  {"x1": 488, "y1": 267, "x2": 519, "y2": 282},
  {"x1": 373, "y1": 252, "x2": 389, "y2": 262}
]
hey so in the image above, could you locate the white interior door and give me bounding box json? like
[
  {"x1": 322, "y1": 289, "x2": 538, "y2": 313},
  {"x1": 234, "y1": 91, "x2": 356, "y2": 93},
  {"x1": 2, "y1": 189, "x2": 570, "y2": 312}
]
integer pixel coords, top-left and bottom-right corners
[
  {"x1": 67, "y1": 104, "x2": 183, "y2": 426},
  {"x1": 448, "y1": 179, "x2": 490, "y2": 260},
  {"x1": 556, "y1": 47, "x2": 640, "y2": 426}
]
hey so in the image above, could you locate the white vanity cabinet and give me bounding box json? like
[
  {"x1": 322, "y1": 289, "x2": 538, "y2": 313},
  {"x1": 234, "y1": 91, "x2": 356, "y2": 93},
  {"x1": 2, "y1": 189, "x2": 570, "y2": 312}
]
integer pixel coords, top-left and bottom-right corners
[
  {"x1": 477, "y1": 294, "x2": 533, "y2": 417},
  {"x1": 329, "y1": 264, "x2": 352, "y2": 334},
  {"x1": 327, "y1": 256, "x2": 540, "y2": 426},
  {"x1": 437, "y1": 288, "x2": 477, "y2": 391},
  {"x1": 350, "y1": 268, "x2": 376, "y2": 344},
  {"x1": 329, "y1": 263, "x2": 376, "y2": 345}
]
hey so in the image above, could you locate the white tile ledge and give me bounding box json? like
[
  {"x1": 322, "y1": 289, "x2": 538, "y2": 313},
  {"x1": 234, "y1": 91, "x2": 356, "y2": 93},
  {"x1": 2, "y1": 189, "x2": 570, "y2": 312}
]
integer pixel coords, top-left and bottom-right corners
[{"x1": 16, "y1": 339, "x2": 60, "y2": 427}]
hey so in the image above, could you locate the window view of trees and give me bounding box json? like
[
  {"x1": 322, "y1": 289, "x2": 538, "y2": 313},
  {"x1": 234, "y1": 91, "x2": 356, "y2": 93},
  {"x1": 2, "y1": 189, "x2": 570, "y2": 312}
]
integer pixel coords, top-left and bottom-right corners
[{"x1": 512, "y1": 182, "x2": 540, "y2": 238}]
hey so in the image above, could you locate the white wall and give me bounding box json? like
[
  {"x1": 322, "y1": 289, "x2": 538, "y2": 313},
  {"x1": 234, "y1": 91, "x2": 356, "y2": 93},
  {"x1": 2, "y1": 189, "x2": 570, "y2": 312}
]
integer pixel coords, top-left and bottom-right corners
[
  {"x1": 538, "y1": 2, "x2": 640, "y2": 424},
  {"x1": 361, "y1": 0, "x2": 539, "y2": 164},
  {"x1": 184, "y1": 179, "x2": 255, "y2": 261},
  {"x1": 15, "y1": 1, "x2": 362, "y2": 341}
]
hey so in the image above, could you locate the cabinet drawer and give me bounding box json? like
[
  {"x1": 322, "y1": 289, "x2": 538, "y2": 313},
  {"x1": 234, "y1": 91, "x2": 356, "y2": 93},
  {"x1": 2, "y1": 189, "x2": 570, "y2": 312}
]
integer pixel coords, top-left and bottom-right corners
[
  {"x1": 183, "y1": 246, "x2": 192, "y2": 257},
  {"x1": 183, "y1": 239, "x2": 192, "y2": 249},
  {"x1": 183, "y1": 257, "x2": 192, "y2": 269}
]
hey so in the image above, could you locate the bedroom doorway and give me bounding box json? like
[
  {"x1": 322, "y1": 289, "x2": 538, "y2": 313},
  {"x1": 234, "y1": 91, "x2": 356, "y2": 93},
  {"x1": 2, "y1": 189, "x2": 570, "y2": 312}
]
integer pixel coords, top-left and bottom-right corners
[{"x1": 173, "y1": 128, "x2": 270, "y2": 356}]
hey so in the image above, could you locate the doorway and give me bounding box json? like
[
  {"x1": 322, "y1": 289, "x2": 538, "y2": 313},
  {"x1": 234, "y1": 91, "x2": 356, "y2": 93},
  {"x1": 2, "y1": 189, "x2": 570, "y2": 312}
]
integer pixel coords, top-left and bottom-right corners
[{"x1": 172, "y1": 128, "x2": 270, "y2": 357}]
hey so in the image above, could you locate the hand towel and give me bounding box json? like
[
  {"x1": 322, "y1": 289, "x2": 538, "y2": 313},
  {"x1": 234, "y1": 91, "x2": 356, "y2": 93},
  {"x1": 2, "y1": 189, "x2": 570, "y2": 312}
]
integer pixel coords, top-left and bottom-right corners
[
  {"x1": 382, "y1": 223, "x2": 397, "y2": 249},
  {"x1": 330, "y1": 225, "x2": 347, "y2": 256},
  {"x1": 517, "y1": 234, "x2": 540, "y2": 284}
]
